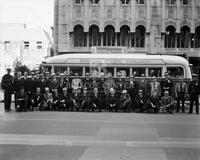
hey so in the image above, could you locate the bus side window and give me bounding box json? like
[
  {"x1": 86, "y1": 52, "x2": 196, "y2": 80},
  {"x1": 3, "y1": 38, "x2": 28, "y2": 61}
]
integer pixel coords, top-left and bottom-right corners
[
  {"x1": 101, "y1": 67, "x2": 114, "y2": 77},
  {"x1": 148, "y1": 68, "x2": 162, "y2": 77},
  {"x1": 117, "y1": 67, "x2": 129, "y2": 77},
  {"x1": 167, "y1": 67, "x2": 184, "y2": 78},
  {"x1": 132, "y1": 68, "x2": 146, "y2": 77},
  {"x1": 55, "y1": 67, "x2": 61, "y2": 75},
  {"x1": 70, "y1": 67, "x2": 83, "y2": 76},
  {"x1": 85, "y1": 67, "x2": 99, "y2": 77}
]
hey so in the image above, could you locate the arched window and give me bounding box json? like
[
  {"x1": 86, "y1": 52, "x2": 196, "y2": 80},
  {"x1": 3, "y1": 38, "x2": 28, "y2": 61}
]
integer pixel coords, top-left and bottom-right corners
[
  {"x1": 89, "y1": 25, "x2": 100, "y2": 46},
  {"x1": 74, "y1": 25, "x2": 86, "y2": 47},
  {"x1": 165, "y1": 26, "x2": 176, "y2": 48},
  {"x1": 193, "y1": 27, "x2": 200, "y2": 48},
  {"x1": 120, "y1": 25, "x2": 130, "y2": 47},
  {"x1": 104, "y1": 25, "x2": 115, "y2": 46},
  {"x1": 121, "y1": 0, "x2": 130, "y2": 4},
  {"x1": 135, "y1": 25, "x2": 146, "y2": 48},
  {"x1": 179, "y1": 26, "x2": 190, "y2": 48}
]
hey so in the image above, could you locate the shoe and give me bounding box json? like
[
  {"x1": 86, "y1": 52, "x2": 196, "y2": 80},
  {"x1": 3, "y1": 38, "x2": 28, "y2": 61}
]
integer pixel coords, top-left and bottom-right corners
[{"x1": 188, "y1": 112, "x2": 192, "y2": 114}]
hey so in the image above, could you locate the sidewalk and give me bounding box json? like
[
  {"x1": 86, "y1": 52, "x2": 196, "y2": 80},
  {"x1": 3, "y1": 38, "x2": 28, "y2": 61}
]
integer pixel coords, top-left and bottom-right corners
[
  {"x1": 0, "y1": 91, "x2": 3, "y2": 102},
  {"x1": 0, "y1": 91, "x2": 15, "y2": 102}
]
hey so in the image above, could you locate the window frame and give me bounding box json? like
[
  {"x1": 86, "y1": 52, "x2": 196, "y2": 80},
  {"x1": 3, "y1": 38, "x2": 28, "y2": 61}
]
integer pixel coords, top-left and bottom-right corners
[
  {"x1": 36, "y1": 41, "x2": 42, "y2": 49},
  {"x1": 89, "y1": 0, "x2": 99, "y2": 4},
  {"x1": 24, "y1": 41, "x2": 29, "y2": 49},
  {"x1": 136, "y1": 0, "x2": 144, "y2": 5},
  {"x1": 166, "y1": 66, "x2": 185, "y2": 78},
  {"x1": 121, "y1": 0, "x2": 131, "y2": 5},
  {"x1": 74, "y1": 0, "x2": 84, "y2": 4},
  {"x1": 166, "y1": 0, "x2": 176, "y2": 5},
  {"x1": 182, "y1": 0, "x2": 189, "y2": 5}
]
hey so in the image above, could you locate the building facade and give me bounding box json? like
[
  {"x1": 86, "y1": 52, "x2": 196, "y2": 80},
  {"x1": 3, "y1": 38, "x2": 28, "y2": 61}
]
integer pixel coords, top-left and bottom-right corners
[
  {"x1": 54, "y1": 0, "x2": 200, "y2": 74},
  {"x1": 0, "y1": 24, "x2": 52, "y2": 79}
]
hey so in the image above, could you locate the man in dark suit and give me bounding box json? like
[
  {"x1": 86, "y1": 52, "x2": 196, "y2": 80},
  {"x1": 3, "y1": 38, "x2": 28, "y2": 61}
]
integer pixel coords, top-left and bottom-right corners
[
  {"x1": 188, "y1": 74, "x2": 200, "y2": 114},
  {"x1": 90, "y1": 87, "x2": 102, "y2": 112},
  {"x1": 160, "y1": 72, "x2": 174, "y2": 96},
  {"x1": 1, "y1": 67, "x2": 13, "y2": 112}
]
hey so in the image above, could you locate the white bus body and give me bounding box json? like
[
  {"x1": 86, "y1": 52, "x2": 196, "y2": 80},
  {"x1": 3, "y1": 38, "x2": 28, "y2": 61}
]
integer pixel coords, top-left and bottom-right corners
[{"x1": 42, "y1": 54, "x2": 192, "y2": 79}]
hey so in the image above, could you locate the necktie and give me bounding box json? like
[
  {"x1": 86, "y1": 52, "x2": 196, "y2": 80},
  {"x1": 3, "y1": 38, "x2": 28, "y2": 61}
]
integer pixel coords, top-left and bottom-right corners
[{"x1": 180, "y1": 82, "x2": 182, "y2": 92}]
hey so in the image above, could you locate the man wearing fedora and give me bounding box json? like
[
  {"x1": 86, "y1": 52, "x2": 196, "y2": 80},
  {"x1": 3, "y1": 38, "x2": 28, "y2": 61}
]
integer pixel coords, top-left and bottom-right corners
[
  {"x1": 160, "y1": 72, "x2": 174, "y2": 97},
  {"x1": 1, "y1": 67, "x2": 13, "y2": 112},
  {"x1": 188, "y1": 74, "x2": 200, "y2": 114}
]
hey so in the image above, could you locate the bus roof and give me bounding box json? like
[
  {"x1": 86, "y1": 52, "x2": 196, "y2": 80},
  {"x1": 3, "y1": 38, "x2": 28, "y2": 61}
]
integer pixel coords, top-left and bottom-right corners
[{"x1": 43, "y1": 54, "x2": 189, "y2": 66}]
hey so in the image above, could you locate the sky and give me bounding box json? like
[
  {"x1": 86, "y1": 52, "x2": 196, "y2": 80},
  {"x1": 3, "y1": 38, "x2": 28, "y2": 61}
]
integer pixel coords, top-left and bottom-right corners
[{"x1": 0, "y1": 0, "x2": 54, "y2": 34}]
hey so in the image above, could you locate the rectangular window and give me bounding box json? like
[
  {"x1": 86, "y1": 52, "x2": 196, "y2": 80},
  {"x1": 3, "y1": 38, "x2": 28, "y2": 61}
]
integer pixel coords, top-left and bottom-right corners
[
  {"x1": 24, "y1": 41, "x2": 29, "y2": 49},
  {"x1": 167, "y1": 0, "x2": 176, "y2": 5},
  {"x1": 167, "y1": 67, "x2": 184, "y2": 78},
  {"x1": 136, "y1": 0, "x2": 144, "y2": 5},
  {"x1": 117, "y1": 67, "x2": 130, "y2": 77},
  {"x1": 70, "y1": 67, "x2": 83, "y2": 76},
  {"x1": 5, "y1": 41, "x2": 10, "y2": 44},
  {"x1": 90, "y1": 0, "x2": 99, "y2": 4},
  {"x1": 121, "y1": 0, "x2": 130, "y2": 4},
  {"x1": 132, "y1": 68, "x2": 146, "y2": 77},
  {"x1": 182, "y1": 0, "x2": 188, "y2": 5},
  {"x1": 148, "y1": 68, "x2": 162, "y2": 77},
  {"x1": 75, "y1": 0, "x2": 84, "y2": 4},
  {"x1": 100, "y1": 67, "x2": 114, "y2": 77},
  {"x1": 37, "y1": 41, "x2": 42, "y2": 49}
]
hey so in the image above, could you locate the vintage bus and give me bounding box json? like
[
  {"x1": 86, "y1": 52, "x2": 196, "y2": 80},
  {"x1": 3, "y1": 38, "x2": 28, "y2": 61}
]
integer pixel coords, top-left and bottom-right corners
[{"x1": 41, "y1": 53, "x2": 192, "y2": 80}]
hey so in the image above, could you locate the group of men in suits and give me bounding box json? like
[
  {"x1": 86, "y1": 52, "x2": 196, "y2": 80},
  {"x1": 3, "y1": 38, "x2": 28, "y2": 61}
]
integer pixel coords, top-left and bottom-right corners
[{"x1": 1, "y1": 68, "x2": 200, "y2": 114}]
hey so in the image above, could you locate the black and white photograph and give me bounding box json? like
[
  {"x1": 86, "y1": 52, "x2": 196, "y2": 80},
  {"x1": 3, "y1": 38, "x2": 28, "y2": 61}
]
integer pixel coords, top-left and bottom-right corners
[{"x1": 0, "y1": 0, "x2": 200, "y2": 159}]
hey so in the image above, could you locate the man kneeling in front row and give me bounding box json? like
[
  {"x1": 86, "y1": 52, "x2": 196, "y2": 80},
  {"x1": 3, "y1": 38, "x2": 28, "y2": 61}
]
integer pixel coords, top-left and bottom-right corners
[
  {"x1": 160, "y1": 90, "x2": 175, "y2": 114},
  {"x1": 15, "y1": 86, "x2": 28, "y2": 112}
]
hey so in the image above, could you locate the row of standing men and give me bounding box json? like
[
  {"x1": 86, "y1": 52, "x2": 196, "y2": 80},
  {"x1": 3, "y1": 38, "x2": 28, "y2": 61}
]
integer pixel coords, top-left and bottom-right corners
[{"x1": 1, "y1": 69, "x2": 200, "y2": 114}]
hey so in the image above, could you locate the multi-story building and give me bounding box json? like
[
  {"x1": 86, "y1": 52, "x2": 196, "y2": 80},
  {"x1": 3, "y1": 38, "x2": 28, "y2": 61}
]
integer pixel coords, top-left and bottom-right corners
[
  {"x1": 0, "y1": 24, "x2": 52, "y2": 79},
  {"x1": 54, "y1": 0, "x2": 200, "y2": 75}
]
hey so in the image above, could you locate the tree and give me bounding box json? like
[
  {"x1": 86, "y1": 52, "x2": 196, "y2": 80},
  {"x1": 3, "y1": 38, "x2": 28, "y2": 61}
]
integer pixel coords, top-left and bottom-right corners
[{"x1": 13, "y1": 58, "x2": 30, "y2": 76}]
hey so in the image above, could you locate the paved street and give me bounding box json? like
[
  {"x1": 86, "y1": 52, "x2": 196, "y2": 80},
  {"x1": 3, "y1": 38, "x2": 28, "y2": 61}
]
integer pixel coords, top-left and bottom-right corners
[{"x1": 0, "y1": 103, "x2": 200, "y2": 160}]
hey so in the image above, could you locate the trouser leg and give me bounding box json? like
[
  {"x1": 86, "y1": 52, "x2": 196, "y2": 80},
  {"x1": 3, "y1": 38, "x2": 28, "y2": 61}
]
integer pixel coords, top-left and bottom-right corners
[
  {"x1": 4, "y1": 92, "x2": 11, "y2": 111},
  {"x1": 176, "y1": 98, "x2": 180, "y2": 112},
  {"x1": 189, "y1": 97, "x2": 194, "y2": 113},
  {"x1": 195, "y1": 97, "x2": 199, "y2": 114},
  {"x1": 181, "y1": 99, "x2": 185, "y2": 112}
]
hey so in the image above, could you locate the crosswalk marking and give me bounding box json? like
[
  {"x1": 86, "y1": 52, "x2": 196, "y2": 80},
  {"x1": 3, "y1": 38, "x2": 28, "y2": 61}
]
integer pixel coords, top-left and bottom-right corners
[{"x1": 0, "y1": 134, "x2": 200, "y2": 149}]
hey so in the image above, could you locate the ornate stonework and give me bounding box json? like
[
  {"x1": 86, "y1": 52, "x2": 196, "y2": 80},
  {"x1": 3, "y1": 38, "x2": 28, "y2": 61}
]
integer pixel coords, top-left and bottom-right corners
[
  {"x1": 135, "y1": 21, "x2": 146, "y2": 28},
  {"x1": 89, "y1": 20, "x2": 100, "y2": 28},
  {"x1": 180, "y1": 21, "x2": 191, "y2": 29},
  {"x1": 138, "y1": 6, "x2": 145, "y2": 19},
  {"x1": 182, "y1": 6, "x2": 189, "y2": 19},
  {"x1": 168, "y1": 6, "x2": 174, "y2": 19},
  {"x1": 75, "y1": 5, "x2": 83, "y2": 18},
  {"x1": 107, "y1": 7, "x2": 113, "y2": 18},
  {"x1": 165, "y1": 21, "x2": 177, "y2": 29},
  {"x1": 73, "y1": 20, "x2": 84, "y2": 28},
  {"x1": 120, "y1": 20, "x2": 131, "y2": 28},
  {"x1": 197, "y1": 7, "x2": 200, "y2": 19},
  {"x1": 104, "y1": 21, "x2": 115, "y2": 28},
  {"x1": 195, "y1": 22, "x2": 200, "y2": 28},
  {"x1": 91, "y1": 6, "x2": 99, "y2": 19},
  {"x1": 122, "y1": 7, "x2": 129, "y2": 19}
]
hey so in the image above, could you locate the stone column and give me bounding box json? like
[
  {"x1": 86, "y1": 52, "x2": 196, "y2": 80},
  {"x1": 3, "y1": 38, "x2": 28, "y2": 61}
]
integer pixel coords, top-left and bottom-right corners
[{"x1": 87, "y1": 32, "x2": 89, "y2": 47}]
